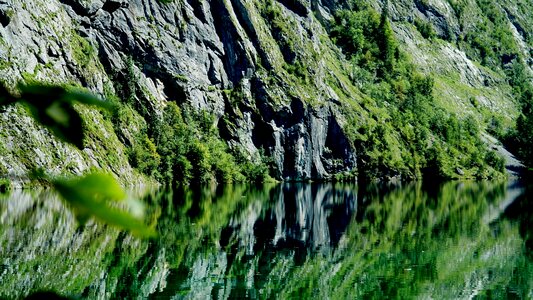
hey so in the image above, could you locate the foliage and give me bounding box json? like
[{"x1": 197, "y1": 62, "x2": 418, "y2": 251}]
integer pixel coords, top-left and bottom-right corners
[
  {"x1": 0, "y1": 178, "x2": 10, "y2": 193},
  {"x1": 330, "y1": 5, "x2": 382, "y2": 74},
  {"x1": 49, "y1": 172, "x2": 156, "y2": 237},
  {"x1": 457, "y1": 0, "x2": 520, "y2": 68},
  {"x1": 133, "y1": 101, "x2": 255, "y2": 185},
  {"x1": 503, "y1": 60, "x2": 533, "y2": 167},
  {"x1": 0, "y1": 82, "x2": 154, "y2": 236},
  {"x1": 232, "y1": 148, "x2": 273, "y2": 183},
  {"x1": 511, "y1": 110, "x2": 533, "y2": 167},
  {"x1": 444, "y1": 0, "x2": 533, "y2": 170},
  {"x1": 330, "y1": 4, "x2": 504, "y2": 180},
  {"x1": 0, "y1": 82, "x2": 115, "y2": 148},
  {"x1": 128, "y1": 136, "x2": 161, "y2": 177},
  {"x1": 414, "y1": 18, "x2": 437, "y2": 39},
  {"x1": 448, "y1": 0, "x2": 468, "y2": 17},
  {"x1": 376, "y1": 1, "x2": 399, "y2": 79}
]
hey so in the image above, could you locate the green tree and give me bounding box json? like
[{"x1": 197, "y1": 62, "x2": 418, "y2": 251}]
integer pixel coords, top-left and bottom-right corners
[
  {"x1": 514, "y1": 112, "x2": 533, "y2": 167},
  {"x1": 376, "y1": 0, "x2": 398, "y2": 79}
]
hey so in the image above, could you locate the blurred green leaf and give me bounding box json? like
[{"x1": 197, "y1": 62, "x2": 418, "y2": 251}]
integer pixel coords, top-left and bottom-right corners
[
  {"x1": 16, "y1": 83, "x2": 115, "y2": 149},
  {"x1": 64, "y1": 89, "x2": 115, "y2": 110},
  {"x1": 26, "y1": 98, "x2": 85, "y2": 148},
  {"x1": 0, "y1": 84, "x2": 17, "y2": 106},
  {"x1": 55, "y1": 173, "x2": 126, "y2": 200},
  {"x1": 52, "y1": 173, "x2": 156, "y2": 237}
]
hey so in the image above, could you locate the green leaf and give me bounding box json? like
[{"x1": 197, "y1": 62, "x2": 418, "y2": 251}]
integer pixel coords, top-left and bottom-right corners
[
  {"x1": 0, "y1": 83, "x2": 17, "y2": 107},
  {"x1": 61, "y1": 173, "x2": 126, "y2": 199},
  {"x1": 52, "y1": 173, "x2": 156, "y2": 237},
  {"x1": 17, "y1": 83, "x2": 115, "y2": 149},
  {"x1": 24, "y1": 98, "x2": 85, "y2": 148},
  {"x1": 63, "y1": 88, "x2": 116, "y2": 111}
]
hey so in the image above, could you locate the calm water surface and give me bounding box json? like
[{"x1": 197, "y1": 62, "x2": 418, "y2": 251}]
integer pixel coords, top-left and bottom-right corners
[{"x1": 0, "y1": 181, "x2": 532, "y2": 299}]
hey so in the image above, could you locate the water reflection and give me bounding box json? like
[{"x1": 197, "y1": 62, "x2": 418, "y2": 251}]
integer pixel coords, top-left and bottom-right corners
[
  {"x1": 221, "y1": 183, "x2": 357, "y2": 257},
  {"x1": 0, "y1": 181, "x2": 532, "y2": 299}
]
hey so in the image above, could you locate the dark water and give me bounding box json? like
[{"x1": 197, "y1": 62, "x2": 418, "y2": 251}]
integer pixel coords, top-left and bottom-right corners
[{"x1": 0, "y1": 181, "x2": 532, "y2": 299}]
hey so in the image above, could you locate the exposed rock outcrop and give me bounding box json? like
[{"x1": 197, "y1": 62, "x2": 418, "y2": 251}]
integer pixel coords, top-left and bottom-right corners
[
  {"x1": 0, "y1": 0, "x2": 359, "y2": 181},
  {"x1": 0, "y1": 0, "x2": 530, "y2": 182}
]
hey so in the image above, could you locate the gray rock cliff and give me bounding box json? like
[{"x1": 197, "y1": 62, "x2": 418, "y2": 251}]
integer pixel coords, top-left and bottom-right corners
[{"x1": 0, "y1": 0, "x2": 530, "y2": 182}]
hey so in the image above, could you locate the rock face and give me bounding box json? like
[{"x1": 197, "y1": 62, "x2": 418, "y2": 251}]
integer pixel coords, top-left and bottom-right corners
[
  {"x1": 0, "y1": 0, "x2": 359, "y2": 181},
  {"x1": 0, "y1": 0, "x2": 530, "y2": 182}
]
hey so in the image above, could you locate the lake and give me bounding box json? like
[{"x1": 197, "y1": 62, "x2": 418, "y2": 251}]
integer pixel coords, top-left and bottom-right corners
[{"x1": 1, "y1": 181, "x2": 532, "y2": 299}]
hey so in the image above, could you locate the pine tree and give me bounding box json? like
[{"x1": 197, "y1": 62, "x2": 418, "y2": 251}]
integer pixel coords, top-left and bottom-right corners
[{"x1": 376, "y1": 0, "x2": 397, "y2": 79}]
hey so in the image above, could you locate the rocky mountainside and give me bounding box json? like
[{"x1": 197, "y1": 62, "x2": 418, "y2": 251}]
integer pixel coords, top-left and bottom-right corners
[{"x1": 0, "y1": 0, "x2": 531, "y2": 185}]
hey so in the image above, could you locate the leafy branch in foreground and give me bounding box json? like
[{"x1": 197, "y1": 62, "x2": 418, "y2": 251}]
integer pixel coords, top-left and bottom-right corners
[
  {"x1": 32, "y1": 170, "x2": 156, "y2": 237},
  {"x1": 0, "y1": 82, "x2": 115, "y2": 148},
  {"x1": 1, "y1": 82, "x2": 155, "y2": 237}
]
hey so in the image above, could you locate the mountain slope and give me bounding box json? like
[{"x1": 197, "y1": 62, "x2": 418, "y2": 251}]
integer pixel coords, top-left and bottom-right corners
[{"x1": 0, "y1": 0, "x2": 531, "y2": 184}]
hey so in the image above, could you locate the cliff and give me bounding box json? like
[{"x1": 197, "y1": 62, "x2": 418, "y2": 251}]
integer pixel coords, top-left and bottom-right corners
[{"x1": 0, "y1": 0, "x2": 531, "y2": 184}]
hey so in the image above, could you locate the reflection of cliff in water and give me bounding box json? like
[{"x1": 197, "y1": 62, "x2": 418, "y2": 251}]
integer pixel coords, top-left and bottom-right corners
[
  {"x1": 501, "y1": 181, "x2": 533, "y2": 257},
  {"x1": 221, "y1": 183, "x2": 357, "y2": 257},
  {"x1": 2, "y1": 181, "x2": 531, "y2": 299}
]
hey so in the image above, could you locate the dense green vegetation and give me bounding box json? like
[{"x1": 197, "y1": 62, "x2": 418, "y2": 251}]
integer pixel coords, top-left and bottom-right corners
[
  {"x1": 0, "y1": 178, "x2": 10, "y2": 193},
  {"x1": 448, "y1": 0, "x2": 533, "y2": 168},
  {"x1": 504, "y1": 61, "x2": 533, "y2": 168},
  {"x1": 460, "y1": 0, "x2": 521, "y2": 68},
  {"x1": 513, "y1": 101, "x2": 533, "y2": 166},
  {"x1": 329, "y1": 1, "x2": 505, "y2": 180},
  {"x1": 152, "y1": 103, "x2": 243, "y2": 184},
  {"x1": 414, "y1": 18, "x2": 437, "y2": 40},
  {"x1": 106, "y1": 58, "x2": 271, "y2": 185},
  {"x1": 108, "y1": 96, "x2": 270, "y2": 185}
]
